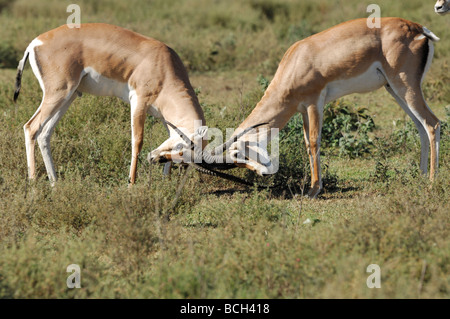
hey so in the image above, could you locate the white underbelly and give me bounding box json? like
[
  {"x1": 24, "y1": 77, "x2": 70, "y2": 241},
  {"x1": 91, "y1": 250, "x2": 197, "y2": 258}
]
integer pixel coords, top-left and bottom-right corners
[
  {"x1": 78, "y1": 67, "x2": 131, "y2": 103},
  {"x1": 324, "y1": 62, "x2": 387, "y2": 104}
]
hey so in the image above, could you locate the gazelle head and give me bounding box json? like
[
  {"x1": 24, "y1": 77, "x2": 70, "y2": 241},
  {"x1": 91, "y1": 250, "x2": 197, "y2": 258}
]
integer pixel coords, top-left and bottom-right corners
[
  {"x1": 435, "y1": 0, "x2": 450, "y2": 15},
  {"x1": 227, "y1": 129, "x2": 279, "y2": 176},
  {"x1": 149, "y1": 124, "x2": 208, "y2": 164}
]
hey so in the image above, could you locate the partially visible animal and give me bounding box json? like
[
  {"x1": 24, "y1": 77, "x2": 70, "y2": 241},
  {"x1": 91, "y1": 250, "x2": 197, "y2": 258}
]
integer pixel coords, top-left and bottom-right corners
[{"x1": 435, "y1": 0, "x2": 450, "y2": 15}]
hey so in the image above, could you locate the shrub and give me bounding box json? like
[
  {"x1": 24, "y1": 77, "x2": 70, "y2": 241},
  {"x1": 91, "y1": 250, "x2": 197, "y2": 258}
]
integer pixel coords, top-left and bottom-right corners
[
  {"x1": 0, "y1": 42, "x2": 18, "y2": 69},
  {"x1": 277, "y1": 100, "x2": 376, "y2": 159},
  {"x1": 0, "y1": 0, "x2": 13, "y2": 13},
  {"x1": 322, "y1": 100, "x2": 375, "y2": 158},
  {"x1": 249, "y1": 0, "x2": 289, "y2": 22}
]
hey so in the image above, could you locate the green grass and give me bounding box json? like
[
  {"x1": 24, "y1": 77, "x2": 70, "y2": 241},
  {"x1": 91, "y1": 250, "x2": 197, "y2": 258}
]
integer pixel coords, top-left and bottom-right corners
[{"x1": 0, "y1": 0, "x2": 449, "y2": 299}]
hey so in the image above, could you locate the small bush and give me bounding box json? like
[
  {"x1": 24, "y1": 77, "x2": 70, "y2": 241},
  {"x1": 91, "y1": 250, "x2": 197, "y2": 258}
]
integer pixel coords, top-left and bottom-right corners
[
  {"x1": 277, "y1": 113, "x2": 308, "y2": 186},
  {"x1": 0, "y1": 0, "x2": 13, "y2": 13},
  {"x1": 277, "y1": 100, "x2": 377, "y2": 159},
  {"x1": 0, "y1": 42, "x2": 18, "y2": 69},
  {"x1": 257, "y1": 74, "x2": 270, "y2": 92},
  {"x1": 277, "y1": 21, "x2": 316, "y2": 43},
  {"x1": 322, "y1": 100, "x2": 375, "y2": 158},
  {"x1": 250, "y1": 0, "x2": 289, "y2": 22}
]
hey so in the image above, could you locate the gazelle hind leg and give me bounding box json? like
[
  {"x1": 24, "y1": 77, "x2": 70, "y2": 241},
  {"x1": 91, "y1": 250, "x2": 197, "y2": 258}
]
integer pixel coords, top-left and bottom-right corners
[
  {"x1": 385, "y1": 82, "x2": 440, "y2": 179},
  {"x1": 384, "y1": 85, "x2": 430, "y2": 174},
  {"x1": 24, "y1": 109, "x2": 40, "y2": 180},
  {"x1": 24, "y1": 93, "x2": 51, "y2": 180},
  {"x1": 37, "y1": 93, "x2": 77, "y2": 184},
  {"x1": 24, "y1": 91, "x2": 77, "y2": 183}
]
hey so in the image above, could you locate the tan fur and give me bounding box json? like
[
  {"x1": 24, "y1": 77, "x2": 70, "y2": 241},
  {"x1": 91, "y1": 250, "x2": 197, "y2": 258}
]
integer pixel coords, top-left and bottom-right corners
[
  {"x1": 21, "y1": 23, "x2": 205, "y2": 185},
  {"x1": 229, "y1": 18, "x2": 440, "y2": 198}
]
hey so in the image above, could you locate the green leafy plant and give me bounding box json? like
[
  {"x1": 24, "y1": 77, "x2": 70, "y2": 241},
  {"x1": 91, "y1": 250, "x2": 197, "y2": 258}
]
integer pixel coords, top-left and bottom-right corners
[
  {"x1": 322, "y1": 100, "x2": 375, "y2": 158},
  {"x1": 0, "y1": 42, "x2": 18, "y2": 69},
  {"x1": 257, "y1": 74, "x2": 270, "y2": 92}
]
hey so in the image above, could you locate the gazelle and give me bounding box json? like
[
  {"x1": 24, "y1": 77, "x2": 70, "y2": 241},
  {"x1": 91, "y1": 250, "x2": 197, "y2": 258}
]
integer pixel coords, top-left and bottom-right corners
[
  {"x1": 220, "y1": 18, "x2": 441, "y2": 198},
  {"x1": 15, "y1": 23, "x2": 264, "y2": 186},
  {"x1": 435, "y1": 0, "x2": 450, "y2": 14},
  {"x1": 15, "y1": 23, "x2": 215, "y2": 185}
]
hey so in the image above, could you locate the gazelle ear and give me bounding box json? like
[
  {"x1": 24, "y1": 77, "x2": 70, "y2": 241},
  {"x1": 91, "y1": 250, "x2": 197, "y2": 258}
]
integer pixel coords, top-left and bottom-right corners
[{"x1": 194, "y1": 126, "x2": 208, "y2": 139}]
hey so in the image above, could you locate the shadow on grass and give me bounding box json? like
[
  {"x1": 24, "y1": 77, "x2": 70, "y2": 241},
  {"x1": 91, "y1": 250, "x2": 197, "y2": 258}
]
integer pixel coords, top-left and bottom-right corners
[{"x1": 206, "y1": 181, "x2": 360, "y2": 200}]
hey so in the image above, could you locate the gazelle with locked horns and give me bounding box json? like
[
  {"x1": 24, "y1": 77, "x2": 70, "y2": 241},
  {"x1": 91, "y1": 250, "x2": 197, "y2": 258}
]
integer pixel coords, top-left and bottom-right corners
[
  {"x1": 220, "y1": 18, "x2": 441, "y2": 198},
  {"x1": 15, "y1": 23, "x2": 257, "y2": 186}
]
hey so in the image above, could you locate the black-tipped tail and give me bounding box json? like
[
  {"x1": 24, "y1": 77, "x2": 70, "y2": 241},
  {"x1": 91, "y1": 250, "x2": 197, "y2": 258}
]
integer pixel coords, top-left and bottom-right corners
[{"x1": 14, "y1": 51, "x2": 29, "y2": 103}]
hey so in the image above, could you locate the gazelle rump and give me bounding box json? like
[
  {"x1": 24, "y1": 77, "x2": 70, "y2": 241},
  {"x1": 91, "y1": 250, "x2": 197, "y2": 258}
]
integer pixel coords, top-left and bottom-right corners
[
  {"x1": 225, "y1": 18, "x2": 441, "y2": 198},
  {"x1": 15, "y1": 23, "x2": 209, "y2": 185}
]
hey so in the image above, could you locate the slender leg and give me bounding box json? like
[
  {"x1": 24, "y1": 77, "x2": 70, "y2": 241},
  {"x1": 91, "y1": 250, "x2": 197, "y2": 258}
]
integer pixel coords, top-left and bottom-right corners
[
  {"x1": 24, "y1": 124, "x2": 37, "y2": 180},
  {"x1": 129, "y1": 96, "x2": 147, "y2": 186},
  {"x1": 24, "y1": 91, "x2": 76, "y2": 183},
  {"x1": 37, "y1": 93, "x2": 77, "y2": 184},
  {"x1": 24, "y1": 98, "x2": 46, "y2": 180},
  {"x1": 385, "y1": 82, "x2": 440, "y2": 179},
  {"x1": 383, "y1": 38, "x2": 440, "y2": 179},
  {"x1": 301, "y1": 112, "x2": 313, "y2": 178},
  {"x1": 306, "y1": 103, "x2": 324, "y2": 198},
  {"x1": 385, "y1": 85, "x2": 430, "y2": 174}
]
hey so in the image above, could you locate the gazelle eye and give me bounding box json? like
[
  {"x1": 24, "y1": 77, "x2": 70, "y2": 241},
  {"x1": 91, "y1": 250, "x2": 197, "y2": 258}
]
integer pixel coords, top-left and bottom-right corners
[{"x1": 174, "y1": 143, "x2": 184, "y2": 151}]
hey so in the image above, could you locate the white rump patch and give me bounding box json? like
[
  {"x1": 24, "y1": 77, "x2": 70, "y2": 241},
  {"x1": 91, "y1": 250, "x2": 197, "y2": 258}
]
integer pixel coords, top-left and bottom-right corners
[
  {"x1": 25, "y1": 39, "x2": 46, "y2": 124},
  {"x1": 27, "y1": 39, "x2": 45, "y2": 96}
]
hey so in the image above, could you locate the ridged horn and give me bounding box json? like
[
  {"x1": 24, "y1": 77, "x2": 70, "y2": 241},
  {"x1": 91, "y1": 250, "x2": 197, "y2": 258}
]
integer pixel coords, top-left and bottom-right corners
[
  {"x1": 164, "y1": 121, "x2": 268, "y2": 168},
  {"x1": 190, "y1": 162, "x2": 279, "y2": 189},
  {"x1": 211, "y1": 122, "x2": 268, "y2": 155},
  {"x1": 165, "y1": 121, "x2": 194, "y2": 149}
]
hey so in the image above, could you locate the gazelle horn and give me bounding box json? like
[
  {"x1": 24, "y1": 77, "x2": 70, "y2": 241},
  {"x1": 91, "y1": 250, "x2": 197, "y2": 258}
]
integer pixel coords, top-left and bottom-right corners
[
  {"x1": 210, "y1": 122, "x2": 268, "y2": 156},
  {"x1": 165, "y1": 121, "x2": 268, "y2": 166},
  {"x1": 189, "y1": 162, "x2": 279, "y2": 189}
]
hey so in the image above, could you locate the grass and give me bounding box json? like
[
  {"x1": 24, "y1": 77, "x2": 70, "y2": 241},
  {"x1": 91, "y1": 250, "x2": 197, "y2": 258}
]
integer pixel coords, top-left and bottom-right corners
[{"x1": 0, "y1": 0, "x2": 449, "y2": 299}]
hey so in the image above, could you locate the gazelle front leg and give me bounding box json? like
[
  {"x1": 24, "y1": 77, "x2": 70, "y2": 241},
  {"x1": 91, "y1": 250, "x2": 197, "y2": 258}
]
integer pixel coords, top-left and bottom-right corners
[
  {"x1": 128, "y1": 94, "x2": 147, "y2": 187},
  {"x1": 306, "y1": 102, "x2": 324, "y2": 198},
  {"x1": 302, "y1": 112, "x2": 313, "y2": 178}
]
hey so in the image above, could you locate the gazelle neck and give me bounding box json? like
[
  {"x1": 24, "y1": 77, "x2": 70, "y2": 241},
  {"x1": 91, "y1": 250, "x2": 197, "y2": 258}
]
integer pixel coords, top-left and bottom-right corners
[
  {"x1": 235, "y1": 77, "x2": 298, "y2": 140},
  {"x1": 154, "y1": 75, "x2": 206, "y2": 135}
]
